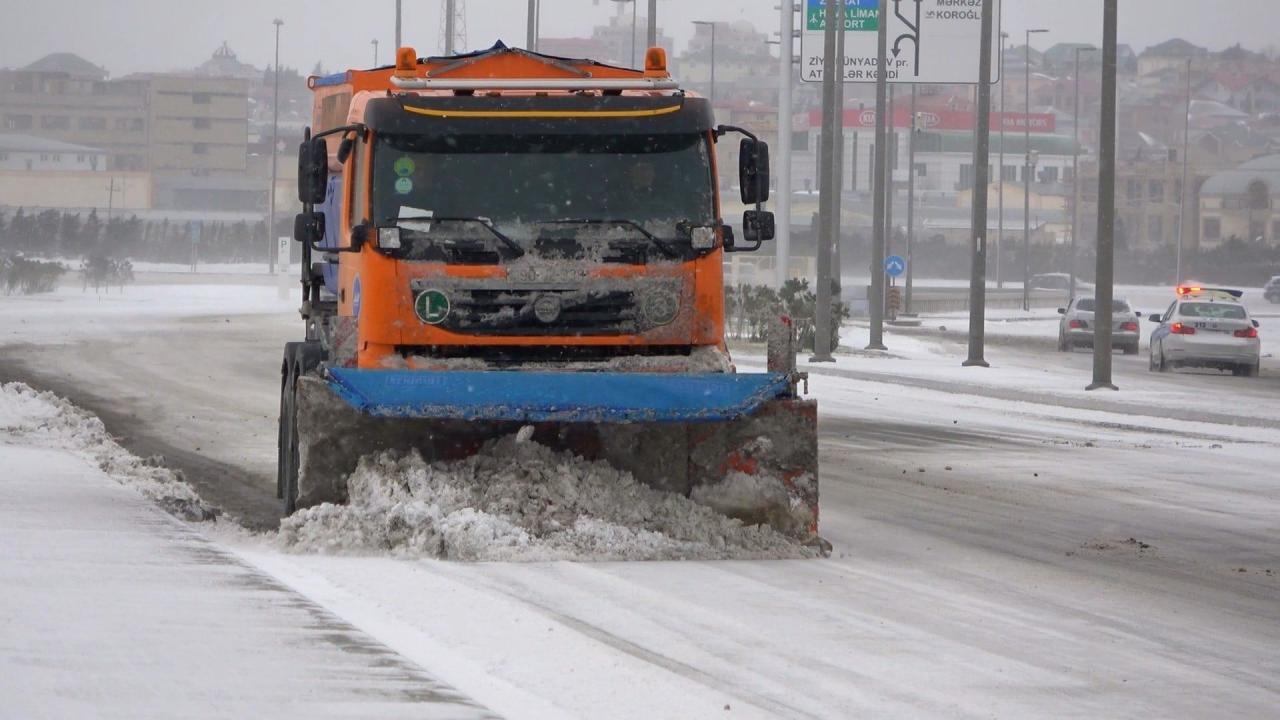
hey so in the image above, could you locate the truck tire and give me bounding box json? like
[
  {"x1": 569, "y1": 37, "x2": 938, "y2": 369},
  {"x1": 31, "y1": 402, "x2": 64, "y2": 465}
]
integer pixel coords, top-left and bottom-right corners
[{"x1": 278, "y1": 342, "x2": 326, "y2": 514}]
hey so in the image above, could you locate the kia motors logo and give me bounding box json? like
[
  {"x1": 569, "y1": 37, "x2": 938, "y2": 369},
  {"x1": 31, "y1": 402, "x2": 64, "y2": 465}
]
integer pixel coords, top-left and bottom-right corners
[{"x1": 859, "y1": 109, "x2": 877, "y2": 126}]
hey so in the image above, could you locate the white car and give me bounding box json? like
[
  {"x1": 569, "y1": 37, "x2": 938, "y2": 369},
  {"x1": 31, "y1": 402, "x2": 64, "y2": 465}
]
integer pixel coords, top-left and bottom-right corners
[
  {"x1": 1057, "y1": 296, "x2": 1142, "y2": 354},
  {"x1": 1148, "y1": 288, "x2": 1261, "y2": 376}
]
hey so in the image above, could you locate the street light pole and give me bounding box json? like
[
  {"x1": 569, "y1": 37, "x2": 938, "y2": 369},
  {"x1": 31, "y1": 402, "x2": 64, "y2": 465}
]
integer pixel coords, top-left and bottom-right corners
[
  {"x1": 867, "y1": 0, "x2": 889, "y2": 351},
  {"x1": 1023, "y1": 28, "x2": 1048, "y2": 311},
  {"x1": 811, "y1": 0, "x2": 839, "y2": 362},
  {"x1": 1177, "y1": 57, "x2": 1192, "y2": 284},
  {"x1": 1070, "y1": 46, "x2": 1097, "y2": 305},
  {"x1": 630, "y1": 0, "x2": 638, "y2": 66},
  {"x1": 647, "y1": 0, "x2": 657, "y2": 49},
  {"x1": 963, "y1": 0, "x2": 994, "y2": 367},
  {"x1": 527, "y1": 0, "x2": 538, "y2": 51},
  {"x1": 775, "y1": 0, "x2": 795, "y2": 288},
  {"x1": 372, "y1": 38, "x2": 379, "y2": 66},
  {"x1": 395, "y1": 0, "x2": 402, "y2": 49},
  {"x1": 905, "y1": 85, "x2": 917, "y2": 314},
  {"x1": 692, "y1": 21, "x2": 717, "y2": 103},
  {"x1": 1088, "y1": 0, "x2": 1119, "y2": 391},
  {"x1": 997, "y1": 31, "x2": 1007, "y2": 288},
  {"x1": 269, "y1": 17, "x2": 283, "y2": 275}
]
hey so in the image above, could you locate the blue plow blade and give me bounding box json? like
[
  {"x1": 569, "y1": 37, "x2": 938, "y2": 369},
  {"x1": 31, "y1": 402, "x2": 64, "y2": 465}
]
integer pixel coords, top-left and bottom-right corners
[{"x1": 325, "y1": 369, "x2": 792, "y2": 423}]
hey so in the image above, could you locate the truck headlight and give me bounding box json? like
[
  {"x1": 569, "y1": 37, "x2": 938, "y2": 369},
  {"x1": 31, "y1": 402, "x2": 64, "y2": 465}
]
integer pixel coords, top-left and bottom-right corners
[{"x1": 690, "y1": 226, "x2": 716, "y2": 250}]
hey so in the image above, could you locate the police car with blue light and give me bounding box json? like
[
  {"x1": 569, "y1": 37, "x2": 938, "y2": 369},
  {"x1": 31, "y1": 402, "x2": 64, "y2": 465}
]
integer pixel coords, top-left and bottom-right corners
[{"x1": 1148, "y1": 287, "x2": 1261, "y2": 376}]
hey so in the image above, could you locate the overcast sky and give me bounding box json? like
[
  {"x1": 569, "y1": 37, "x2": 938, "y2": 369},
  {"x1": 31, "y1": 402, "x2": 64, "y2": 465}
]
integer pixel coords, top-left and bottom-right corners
[{"x1": 1, "y1": 1, "x2": 1276, "y2": 78}]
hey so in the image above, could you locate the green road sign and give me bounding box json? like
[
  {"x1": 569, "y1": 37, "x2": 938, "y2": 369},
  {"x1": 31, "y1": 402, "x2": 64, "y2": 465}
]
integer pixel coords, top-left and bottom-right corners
[
  {"x1": 414, "y1": 289, "x2": 450, "y2": 325},
  {"x1": 805, "y1": 0, "x2": 879, "y2": 32}
]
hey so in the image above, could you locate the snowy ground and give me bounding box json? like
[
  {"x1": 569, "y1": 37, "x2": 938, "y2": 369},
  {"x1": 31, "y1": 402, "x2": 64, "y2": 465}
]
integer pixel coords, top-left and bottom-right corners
[{"x1": 2, "y1": 274, "x2": 1279, "y2": 717}]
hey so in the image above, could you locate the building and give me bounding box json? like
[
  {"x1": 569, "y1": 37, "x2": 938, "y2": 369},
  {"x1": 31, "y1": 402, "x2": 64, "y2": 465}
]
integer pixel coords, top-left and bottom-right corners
[
  {"x1": 0, "y1": 133, "x2": 106, "y2": 171},
  {"x1": 0, "y1": 52, "x2": 249, "y2": 175},
  {"x1": 0, "y1": 134, "x2": 149, "y2": 211},
  {"x1": 1198, "y1": 154, "x2": 1280, "y2": 248},
  {"x1": 677, "y1": 20, "x2": 776, "y2": 106}
]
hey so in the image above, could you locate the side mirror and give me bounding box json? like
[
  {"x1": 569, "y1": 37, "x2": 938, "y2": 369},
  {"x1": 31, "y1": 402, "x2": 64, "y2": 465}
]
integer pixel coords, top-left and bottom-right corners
[
  {"x1": 742, "y1": 210, "x2": 775, "y2": 242},
  {"x1": 1057, "y1": 308, "x2": 1066, "y2": 315},
  {"x1": 721, "y1": 223, "x2": 736, "y2": 249},
  {"x1": 337, "y1": 137, "x2": 354, "y2": 165},
  {"x1": 293, "y1": 211, "x2": 324, "y2": 245},
  {"x1": 1148, "y1": 314, "x2": 1162, "y2": 323},
  {"x1": 739, "y1": 138, "x2": 770, "y2": 204},
  {"x1": 1135, "y1": 311, "x2": 1143, "y2": 317},
  {"x1": 297, "y1": 137, "x2": 328, "y2": 204}
]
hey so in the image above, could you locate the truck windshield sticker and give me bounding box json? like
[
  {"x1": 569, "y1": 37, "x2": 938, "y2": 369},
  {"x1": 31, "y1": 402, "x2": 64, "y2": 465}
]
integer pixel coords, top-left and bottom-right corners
[
  {"x1": 393, "y1": 156, "x2": 416, "y2": 177},
  {"x1": 394, "y1": 176, "x2": 413, "y2": 195}
]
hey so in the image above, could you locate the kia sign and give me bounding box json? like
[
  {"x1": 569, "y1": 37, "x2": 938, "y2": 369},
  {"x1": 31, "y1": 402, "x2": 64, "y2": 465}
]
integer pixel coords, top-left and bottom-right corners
[
  {"x1": 807, "y1": 108, "x2": 1057, "y2": 133},
  {"x1": 800, "y1": 0, "x2": 1002, "y2": 85}
]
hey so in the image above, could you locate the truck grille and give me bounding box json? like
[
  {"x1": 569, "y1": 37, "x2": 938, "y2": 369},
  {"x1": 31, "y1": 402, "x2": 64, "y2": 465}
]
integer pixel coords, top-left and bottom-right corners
[{"x1": 446, "y1": 288, "x2": 639, "y2": 336}]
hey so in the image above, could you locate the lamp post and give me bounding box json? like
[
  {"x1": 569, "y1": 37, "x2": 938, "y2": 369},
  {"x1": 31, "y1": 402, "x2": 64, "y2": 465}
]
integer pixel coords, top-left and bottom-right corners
[
  {"x1": 611, "y1": 0, "x2": 639, "y2": 67},
  {"x1": 372, "y1": 38, "x2": 379, "y2": 66},
  {"x1": 1069, "y1": 46, "x2": 1097, "y2": 304},
  {"x1": 692, "y1": 21, "x2": 717, "y2": 104},
  {"x1": 1177, "y1": 57, "x2": 1192, "y2": 284},
  {"x1": 646, "y1": 0, "x2": 657, "y2": 49},
  {"x1": 1022, "y1": 28, "x2": 1048, "y2": 311},
  {"x1": 997, "y1": 31, "x2": 1008, "y2": 288},
  {"x1": 269, "y1": 17, "x2": 283, "y2": 275},
  {"x1": 395, "y1": 0, "x2": 402, "y2": 49},
  {"x1": 775, "y1": 0, "x2": 794, "y2": 289},
  {"x1": 527, "y1": 0, "x2": 539, "y2": 51}
]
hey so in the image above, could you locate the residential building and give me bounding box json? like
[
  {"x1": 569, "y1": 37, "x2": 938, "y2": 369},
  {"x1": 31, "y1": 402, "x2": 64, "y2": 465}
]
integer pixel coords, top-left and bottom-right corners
[
  {"x1": 1198, "y1": 154, "x2": 1280, "y2": 248},
  {"x1": 0, "y1": 133, "x2": 106, "y2": 171}
]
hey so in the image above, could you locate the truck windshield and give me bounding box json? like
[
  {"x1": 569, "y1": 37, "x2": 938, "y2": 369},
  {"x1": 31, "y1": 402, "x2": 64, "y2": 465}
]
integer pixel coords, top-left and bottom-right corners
[{"x1": 372, "y1": 132, "x2": 715, "y2": 260}]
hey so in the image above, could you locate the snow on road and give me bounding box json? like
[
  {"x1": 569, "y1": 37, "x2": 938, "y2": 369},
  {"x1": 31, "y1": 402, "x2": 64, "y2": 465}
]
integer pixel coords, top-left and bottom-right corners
[
  {"x1": 0, "y1": 383, "x2": 495, "y2": 719},
  {"x1": 3, "y1": 275, "x2": 1280, "y2": 718}
]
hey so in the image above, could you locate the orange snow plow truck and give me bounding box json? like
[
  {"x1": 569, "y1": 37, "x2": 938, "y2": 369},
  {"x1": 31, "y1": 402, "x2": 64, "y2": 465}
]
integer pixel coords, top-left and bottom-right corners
[{"x1": 279, "y1": 41, "x2": 819, "y2": 542}]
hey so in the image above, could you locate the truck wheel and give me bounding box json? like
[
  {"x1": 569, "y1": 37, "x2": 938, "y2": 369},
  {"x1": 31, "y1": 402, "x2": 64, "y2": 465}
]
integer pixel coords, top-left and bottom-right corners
[
  {"x1": 1244, "y1": 361, "x2": 1261, "y2": 378},
  {"x1": 278, "y1": 342, "x2": 325, "y2": 515}
]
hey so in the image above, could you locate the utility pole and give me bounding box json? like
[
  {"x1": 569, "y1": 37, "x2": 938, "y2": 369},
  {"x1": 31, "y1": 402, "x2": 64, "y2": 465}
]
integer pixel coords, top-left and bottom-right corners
[
  {"x1": 867, "y1": 0, "x2": 889, "y2": 351},
  {"x1": 1088, "y1": 0, "x2": 1119, "y2": 391},
  {"x1": 395, "y1": 0, "x2": 402, "y2": 49},
  {"x1": 811, "y1": 0, "x2": 840, "y2": 362},
  {"x1": 905, "y1": 86, "x2": 918, "y2": 314},
  {"x1": 269, "y1": 17, "x2": 283, "y2": 275},
  {"x1": 963, "y1": 0, "x2": 994, "y2": 367},
  {"x1": 831, "y1": 11, "x2": 845, "y2": 295},
  {"x1": 885, "y1": 85, "x2": 896, "y2": 261},
  {"x1": 1177, "y1": 57, "x2": 1192, "y2": 284},
  {"x1": 997, "y1": 31, "x2": 1007, "y2": 288},
  {"x1": 775, "y1": 0, "x2": 795, "y2": 288},
  {"x1": 1070, "y1": 46, "x2": 1096, "y2": 305},
  {"x1": 527, "y1": 0, "x2": 538, "y2": 51},
  {"x1": 1023, "y1": 28, "x2": 1048, "y2": 311},
  {"x1": 647, "y1": 0, "x2": 657, "y2": 49}
]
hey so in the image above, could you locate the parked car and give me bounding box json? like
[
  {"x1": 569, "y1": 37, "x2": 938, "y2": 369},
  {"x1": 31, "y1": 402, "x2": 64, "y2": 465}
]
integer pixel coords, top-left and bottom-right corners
[
  {"x1": 1264, "y1": 275, "x2": 1280, "y2": 303},
  {"x1": 1031, "y1": 272, "x2": 1095, "y2": 293},
  {"x1": 1148, "y1": 287, "x2": 1261, "y2": 376},
  {"x1": 1057, "y1": 297, "x2": 1142, "y2": 353}
]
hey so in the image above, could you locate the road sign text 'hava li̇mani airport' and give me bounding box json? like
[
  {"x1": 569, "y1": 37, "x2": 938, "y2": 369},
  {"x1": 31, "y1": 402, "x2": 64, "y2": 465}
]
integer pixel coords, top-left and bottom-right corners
[{"x1": 801, "y1": 0, "x2": 1001, "y2": 85}]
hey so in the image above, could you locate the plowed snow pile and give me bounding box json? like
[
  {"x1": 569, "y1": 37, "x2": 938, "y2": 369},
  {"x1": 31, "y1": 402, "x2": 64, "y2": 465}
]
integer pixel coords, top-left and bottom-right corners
[
  {"x1": 279, "y1": 432, "x2": 814, "y2": 561},
  {"x1": 0, "y1": 382, "x2": 216, "y2": 521}
]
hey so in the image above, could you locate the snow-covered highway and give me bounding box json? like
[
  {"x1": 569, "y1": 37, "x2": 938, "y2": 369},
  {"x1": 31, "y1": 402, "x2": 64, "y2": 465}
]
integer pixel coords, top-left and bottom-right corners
[{"x1": 2, "y1": 274, "x2": 1278, "y2": 718}]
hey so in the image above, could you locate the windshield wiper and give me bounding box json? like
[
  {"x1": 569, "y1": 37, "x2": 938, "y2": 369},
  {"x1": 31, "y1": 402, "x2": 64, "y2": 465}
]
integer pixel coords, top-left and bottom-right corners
[
  {"x1": 538, "y1": 219, "x2": 679, "y2": 258},
  {"x1": 390, "y1": 215, "x2": 525, "y2": 258}
]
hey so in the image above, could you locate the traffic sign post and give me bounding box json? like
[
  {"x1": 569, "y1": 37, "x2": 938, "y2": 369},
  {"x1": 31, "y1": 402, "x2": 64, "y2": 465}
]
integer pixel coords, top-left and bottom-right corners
[
  {"x1": 884, "y1": 254, "x2": 906, "y2": 278},
  {"x1": 800, "y1": 0, "x2": 1001, "y2": 85}
]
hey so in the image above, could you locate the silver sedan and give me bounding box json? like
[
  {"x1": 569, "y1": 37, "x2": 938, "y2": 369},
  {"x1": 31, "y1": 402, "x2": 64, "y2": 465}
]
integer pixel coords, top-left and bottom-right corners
[{"x1": 1057, "y1": 297, "x2": 1142, "y2": 354}]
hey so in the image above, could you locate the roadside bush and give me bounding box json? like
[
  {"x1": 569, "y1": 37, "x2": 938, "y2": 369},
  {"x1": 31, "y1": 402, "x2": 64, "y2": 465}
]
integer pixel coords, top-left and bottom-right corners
[
  {"x1": 726, "y1": 280, "x2": 849, "y2": 351},
  {"x1": 1, "y1": 255, "x2": 67, "y2": 295},
  {"x1": 80, "y1": 255, "x2": 134, "y2": 293}
]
